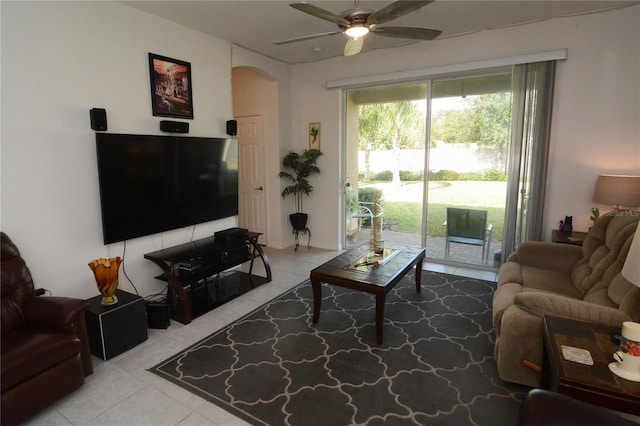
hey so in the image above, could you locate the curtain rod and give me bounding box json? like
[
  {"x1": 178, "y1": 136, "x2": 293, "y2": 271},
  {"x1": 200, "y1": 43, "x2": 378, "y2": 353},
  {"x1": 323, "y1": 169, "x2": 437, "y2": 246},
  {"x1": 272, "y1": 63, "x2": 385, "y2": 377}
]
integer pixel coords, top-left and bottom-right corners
[{"x1": 326, "y1": 49, "x2": 568, "y2": 90}]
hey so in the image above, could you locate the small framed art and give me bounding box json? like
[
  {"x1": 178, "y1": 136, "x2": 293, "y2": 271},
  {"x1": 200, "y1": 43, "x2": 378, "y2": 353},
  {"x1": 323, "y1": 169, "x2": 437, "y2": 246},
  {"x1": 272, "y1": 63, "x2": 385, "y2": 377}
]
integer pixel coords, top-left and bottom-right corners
[
  {"x1": 309, "y1": 122, "x2": 320, "y2": 150},
  {"x1": 148, "y1": 53, "x2": 194, "y2": 119}
]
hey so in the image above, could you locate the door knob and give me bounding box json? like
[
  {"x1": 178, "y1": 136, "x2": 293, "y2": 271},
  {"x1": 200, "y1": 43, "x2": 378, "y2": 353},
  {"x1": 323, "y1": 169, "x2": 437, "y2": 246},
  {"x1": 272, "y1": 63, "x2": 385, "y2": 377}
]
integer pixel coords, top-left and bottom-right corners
[{"x1": 255, "y1": 186, "x2": 264, "y2": 191}]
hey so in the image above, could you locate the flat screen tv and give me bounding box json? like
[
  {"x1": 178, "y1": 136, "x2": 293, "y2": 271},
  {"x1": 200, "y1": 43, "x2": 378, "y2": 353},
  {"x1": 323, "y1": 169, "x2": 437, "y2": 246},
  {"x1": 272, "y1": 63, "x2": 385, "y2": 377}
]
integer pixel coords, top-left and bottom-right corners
[{"x1": 95, "y1": 133, "x2": 238, "y2": 244}]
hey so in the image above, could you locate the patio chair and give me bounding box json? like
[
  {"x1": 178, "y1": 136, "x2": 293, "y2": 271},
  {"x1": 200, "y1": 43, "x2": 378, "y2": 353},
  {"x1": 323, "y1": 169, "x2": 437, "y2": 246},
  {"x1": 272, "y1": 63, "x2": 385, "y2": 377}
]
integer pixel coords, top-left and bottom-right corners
[
  {"x1": 444, "y1": 207, "x2": 493, "y2": 262},
  {"x1": 353, "y1": 201, "x2": 383, "y2": 233}
]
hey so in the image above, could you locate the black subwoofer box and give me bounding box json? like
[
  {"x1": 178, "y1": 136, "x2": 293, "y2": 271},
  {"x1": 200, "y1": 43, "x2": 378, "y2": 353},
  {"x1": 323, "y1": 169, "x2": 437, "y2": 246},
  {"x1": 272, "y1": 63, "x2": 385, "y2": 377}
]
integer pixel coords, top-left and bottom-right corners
[{"x1": 85, "y1": 290, "x2": 148, "y2": 360}]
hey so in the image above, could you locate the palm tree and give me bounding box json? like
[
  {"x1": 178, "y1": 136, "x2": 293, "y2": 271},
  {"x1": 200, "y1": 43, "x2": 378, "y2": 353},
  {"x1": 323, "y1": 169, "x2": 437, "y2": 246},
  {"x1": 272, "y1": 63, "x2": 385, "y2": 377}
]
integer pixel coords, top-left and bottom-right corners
[{"x1": 359, "y1": 101, "x2": 425, "y2": 185}]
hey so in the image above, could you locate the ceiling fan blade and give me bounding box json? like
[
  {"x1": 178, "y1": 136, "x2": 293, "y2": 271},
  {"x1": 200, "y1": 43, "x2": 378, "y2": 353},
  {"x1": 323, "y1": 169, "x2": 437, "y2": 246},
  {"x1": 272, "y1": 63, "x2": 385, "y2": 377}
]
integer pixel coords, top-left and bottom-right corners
[
  {"x1": 367, "y1": 1, "x2": 434, "y2": 25},
  {"x1": 290, "y1": 2, "x2": 350, "y2": 26},
  {"x1": 344, "y1": 37, "x2": 364, "y2": 56},
  {"x1": 273, "y1": 31, "x2": 342, "y2": 45},
  {"x1": 372, "y1": 26, "x2": 441, "y2": 40}
]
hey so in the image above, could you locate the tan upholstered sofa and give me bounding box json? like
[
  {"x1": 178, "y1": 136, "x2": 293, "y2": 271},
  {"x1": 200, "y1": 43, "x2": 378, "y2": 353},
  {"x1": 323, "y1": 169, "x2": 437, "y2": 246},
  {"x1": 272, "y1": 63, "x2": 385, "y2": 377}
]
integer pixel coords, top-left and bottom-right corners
[{"x1": 492, "y1": 211, "x2": 640, "y2": 387}]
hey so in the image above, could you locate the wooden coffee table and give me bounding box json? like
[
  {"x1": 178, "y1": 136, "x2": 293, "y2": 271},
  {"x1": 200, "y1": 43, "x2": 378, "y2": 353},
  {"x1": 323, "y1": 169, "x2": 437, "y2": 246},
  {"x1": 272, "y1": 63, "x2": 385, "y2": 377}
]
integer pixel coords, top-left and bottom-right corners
[
  {"x1": 310, "y1": 243, "x2": 425, "y2": 344},
  {"x1": 542, "y1": 315, "x2": 640, "y2": 415}
]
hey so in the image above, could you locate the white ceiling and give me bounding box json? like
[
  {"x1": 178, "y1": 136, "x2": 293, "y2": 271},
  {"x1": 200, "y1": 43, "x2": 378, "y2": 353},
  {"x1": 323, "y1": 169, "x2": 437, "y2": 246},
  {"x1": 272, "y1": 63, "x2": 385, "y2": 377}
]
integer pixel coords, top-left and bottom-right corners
[{"x1": 122, "y1": 1, "x2": 638, "y2": 64}]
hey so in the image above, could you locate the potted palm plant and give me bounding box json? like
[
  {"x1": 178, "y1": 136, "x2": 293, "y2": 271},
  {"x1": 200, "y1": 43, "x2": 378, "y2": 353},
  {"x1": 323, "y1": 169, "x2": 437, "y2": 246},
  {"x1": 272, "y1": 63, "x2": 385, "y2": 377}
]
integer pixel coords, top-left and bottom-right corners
[{"x1": 278, "y1": 148, "x2": 323, "y2": 230}]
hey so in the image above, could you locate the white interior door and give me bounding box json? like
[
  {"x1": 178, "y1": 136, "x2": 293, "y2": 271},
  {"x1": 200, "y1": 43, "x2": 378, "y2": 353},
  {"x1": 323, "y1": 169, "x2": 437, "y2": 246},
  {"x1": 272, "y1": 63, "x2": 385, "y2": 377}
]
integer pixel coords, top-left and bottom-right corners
[{"x1": 237, "y1": 115, "x2": 268, "y2": 243}]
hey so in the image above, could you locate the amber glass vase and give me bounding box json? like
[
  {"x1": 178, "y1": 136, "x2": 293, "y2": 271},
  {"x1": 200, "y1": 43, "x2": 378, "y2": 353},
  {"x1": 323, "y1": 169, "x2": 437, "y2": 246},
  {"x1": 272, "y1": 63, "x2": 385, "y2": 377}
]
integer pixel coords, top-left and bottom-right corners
[{"x1": 88, "y1": 257, "x2": 122, "y2": 306}]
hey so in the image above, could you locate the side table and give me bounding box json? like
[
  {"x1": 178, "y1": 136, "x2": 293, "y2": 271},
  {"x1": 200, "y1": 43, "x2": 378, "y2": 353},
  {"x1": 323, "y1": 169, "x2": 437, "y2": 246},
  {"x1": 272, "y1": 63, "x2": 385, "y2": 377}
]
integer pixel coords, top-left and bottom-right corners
[
  {"x1": 85, "y1": 289, "x2": 148, "y2": 360},
  {"x1": 552, "y1": 229, "x2": 588, "y2": 246},
  {"x1": 542, "y1": 315, "x2": 640, "y2": 415}
]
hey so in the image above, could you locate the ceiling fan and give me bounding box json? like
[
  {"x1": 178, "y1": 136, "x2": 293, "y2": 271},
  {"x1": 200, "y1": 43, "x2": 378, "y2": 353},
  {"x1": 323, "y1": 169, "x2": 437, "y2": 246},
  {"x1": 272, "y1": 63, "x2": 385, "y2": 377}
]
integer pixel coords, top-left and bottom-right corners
[{"x1": 273, "y1": 1, "x2": 442, "y2": 57}]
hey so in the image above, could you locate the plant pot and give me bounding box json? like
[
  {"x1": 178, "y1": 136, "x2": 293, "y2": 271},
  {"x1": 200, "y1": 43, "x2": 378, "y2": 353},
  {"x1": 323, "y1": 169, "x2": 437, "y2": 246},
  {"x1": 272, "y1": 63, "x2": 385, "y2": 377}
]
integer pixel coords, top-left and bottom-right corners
[{"x1": 289, "y1": 213, "x2": 308, "y2": 231}]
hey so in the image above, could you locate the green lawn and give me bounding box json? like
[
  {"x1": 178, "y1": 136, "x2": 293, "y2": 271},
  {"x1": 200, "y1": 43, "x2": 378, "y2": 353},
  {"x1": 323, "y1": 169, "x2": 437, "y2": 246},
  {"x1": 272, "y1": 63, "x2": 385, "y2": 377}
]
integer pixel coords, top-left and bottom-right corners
[
  {"x1": 363, "y1": 181, "x2": 506, "y2": 239},
  {"x1": 384, "y1": 201, "x2": 505, "y2": 239}
]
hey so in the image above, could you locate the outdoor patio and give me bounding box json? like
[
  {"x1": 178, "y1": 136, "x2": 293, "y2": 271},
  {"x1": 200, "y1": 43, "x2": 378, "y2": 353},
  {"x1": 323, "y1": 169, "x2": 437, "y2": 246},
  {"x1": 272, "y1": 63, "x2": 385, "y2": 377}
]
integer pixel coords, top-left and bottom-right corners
[{"x1": 350, "y1": 229, "x2": 501, "y2": 269}]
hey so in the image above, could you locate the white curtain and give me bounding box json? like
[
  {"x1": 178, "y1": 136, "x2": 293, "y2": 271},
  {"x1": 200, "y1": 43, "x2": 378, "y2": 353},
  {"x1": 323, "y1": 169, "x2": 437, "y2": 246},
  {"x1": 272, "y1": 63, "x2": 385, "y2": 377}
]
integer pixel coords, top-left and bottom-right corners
[{"x1": 502, "y1": 61, "x2": 556, "y2": 259}]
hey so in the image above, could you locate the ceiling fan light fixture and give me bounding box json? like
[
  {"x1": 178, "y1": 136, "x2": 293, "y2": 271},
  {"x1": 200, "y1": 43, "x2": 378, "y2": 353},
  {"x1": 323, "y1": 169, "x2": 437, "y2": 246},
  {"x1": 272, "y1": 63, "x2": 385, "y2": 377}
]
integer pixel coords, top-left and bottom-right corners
[
  {"x1": 345, "y1": 25, "x2": 369, "y2": 38},
  {"x1": 278, "y1": 1, "x2": 441, "y2": 58}
]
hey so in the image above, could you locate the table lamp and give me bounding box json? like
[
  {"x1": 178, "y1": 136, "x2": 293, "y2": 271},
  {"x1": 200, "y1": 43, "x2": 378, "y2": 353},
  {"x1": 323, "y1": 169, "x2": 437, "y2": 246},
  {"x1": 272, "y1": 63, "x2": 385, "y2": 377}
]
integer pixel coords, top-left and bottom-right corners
[{"x1": 592, "y1": 175, "x2": 640, "y2": 210}]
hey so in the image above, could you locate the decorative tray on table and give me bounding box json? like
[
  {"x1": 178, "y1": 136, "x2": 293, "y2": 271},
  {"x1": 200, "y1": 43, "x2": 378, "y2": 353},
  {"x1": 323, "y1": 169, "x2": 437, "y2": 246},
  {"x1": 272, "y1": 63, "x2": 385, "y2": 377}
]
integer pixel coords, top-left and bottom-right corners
[{"x1": 345, "y1": 247, "x2": 400, "y2": 272}]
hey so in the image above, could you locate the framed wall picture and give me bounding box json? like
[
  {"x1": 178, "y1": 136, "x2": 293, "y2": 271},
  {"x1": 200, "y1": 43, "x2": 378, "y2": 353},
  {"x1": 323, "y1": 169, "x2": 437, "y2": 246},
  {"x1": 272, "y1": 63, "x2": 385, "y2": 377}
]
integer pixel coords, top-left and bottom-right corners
[
  {"x1": 309, "y1": 122, "x2": 320, "y2": 150},
  {"x1": 148, "y1": 53, "x2": 194, "y2": 119}
]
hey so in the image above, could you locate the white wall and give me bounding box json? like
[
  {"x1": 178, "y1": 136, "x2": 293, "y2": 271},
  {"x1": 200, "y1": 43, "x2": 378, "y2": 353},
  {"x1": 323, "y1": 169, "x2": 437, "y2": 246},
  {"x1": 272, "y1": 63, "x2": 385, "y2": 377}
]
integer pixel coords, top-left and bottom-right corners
[
  {"x1": 0, "y1": 1, "x2": 239, "y2": 298},
  {"x1": 290, "y1": 5, "x2": 640, "y2": 250}
]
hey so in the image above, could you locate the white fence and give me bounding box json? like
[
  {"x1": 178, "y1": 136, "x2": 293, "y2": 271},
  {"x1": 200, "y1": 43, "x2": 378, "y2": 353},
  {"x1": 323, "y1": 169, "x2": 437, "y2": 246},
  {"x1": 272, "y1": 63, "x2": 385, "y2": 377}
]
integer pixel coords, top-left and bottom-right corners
[{"x1": 359, "y1": 143, "x2": 502, "y2": 173}]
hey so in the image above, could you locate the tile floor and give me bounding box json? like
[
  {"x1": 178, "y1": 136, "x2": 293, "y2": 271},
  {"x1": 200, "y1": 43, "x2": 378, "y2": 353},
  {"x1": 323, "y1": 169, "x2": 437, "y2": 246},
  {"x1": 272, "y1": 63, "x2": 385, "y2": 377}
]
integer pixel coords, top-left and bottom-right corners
[{"x1": 24, "y1": 246, "x2": 496, "y2": 426}]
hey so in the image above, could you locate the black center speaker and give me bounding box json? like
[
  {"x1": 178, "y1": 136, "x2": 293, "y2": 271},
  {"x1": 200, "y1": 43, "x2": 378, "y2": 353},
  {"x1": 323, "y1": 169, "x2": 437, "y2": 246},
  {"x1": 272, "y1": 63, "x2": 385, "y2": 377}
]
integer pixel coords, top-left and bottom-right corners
[
  {"x1": 226, "y1": 119, "x2": 237, "y2": 136},
  {"x1": 160, "y1": 120, "x2": 189, "y2": 133},
  {"x1": 90, "y1": 108, "x2": 107, "y2": 131}
]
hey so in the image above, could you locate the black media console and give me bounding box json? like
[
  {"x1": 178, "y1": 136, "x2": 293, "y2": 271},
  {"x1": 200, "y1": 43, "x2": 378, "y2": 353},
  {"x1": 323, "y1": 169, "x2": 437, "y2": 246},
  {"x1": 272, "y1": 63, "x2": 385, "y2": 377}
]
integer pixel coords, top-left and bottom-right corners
[{"x1": 144, "y1": 229, "x2": 271, "y2": 324}]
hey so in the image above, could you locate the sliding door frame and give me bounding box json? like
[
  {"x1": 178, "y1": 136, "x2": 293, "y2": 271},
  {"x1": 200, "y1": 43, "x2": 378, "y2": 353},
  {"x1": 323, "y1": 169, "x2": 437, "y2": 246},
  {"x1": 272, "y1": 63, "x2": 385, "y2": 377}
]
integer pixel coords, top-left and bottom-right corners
[{"x1": 338, "y1": 54, "x2": 561, "y2": 262}]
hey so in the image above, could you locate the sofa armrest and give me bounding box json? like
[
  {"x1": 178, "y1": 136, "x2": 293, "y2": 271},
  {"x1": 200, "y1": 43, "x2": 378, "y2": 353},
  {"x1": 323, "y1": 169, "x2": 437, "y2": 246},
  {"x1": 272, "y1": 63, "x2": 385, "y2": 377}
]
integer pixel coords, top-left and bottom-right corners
[
  {"x1": 515, "y1": 292, "x2": 631, "y2": 327},
  {"x1": 23, "y1": 296, "x2": 89, "y2": 332},
  {"x1": 508, "y1": 241, "x2": 583, "y2": 276},
  {"x1": 23, "y1": 296, "x2": 93, "y2": 376}
]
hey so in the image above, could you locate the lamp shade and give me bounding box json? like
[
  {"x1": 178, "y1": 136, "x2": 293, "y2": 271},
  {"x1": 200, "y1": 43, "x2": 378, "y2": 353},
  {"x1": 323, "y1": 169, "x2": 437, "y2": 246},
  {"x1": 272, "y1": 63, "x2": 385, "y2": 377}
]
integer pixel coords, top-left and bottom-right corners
[
  {"x1": 622, "y1": 222, "x2": 640, "y2": 288},
  {"x1": 592, "y1": 175, "x2": 640, "y2": 208}
]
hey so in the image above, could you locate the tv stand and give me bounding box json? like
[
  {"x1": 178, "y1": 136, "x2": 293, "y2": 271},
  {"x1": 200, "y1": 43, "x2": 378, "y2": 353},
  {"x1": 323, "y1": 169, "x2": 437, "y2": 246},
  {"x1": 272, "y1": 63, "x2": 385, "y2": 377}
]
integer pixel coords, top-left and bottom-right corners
[{"x1": 144, "y1": 231, "x2": 271, "y2": 324}]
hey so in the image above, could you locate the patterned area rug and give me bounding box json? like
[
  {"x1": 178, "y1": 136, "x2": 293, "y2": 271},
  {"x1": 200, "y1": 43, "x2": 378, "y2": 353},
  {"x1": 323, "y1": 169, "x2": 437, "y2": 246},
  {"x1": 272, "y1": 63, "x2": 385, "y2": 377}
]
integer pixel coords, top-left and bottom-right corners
[{"x1": 150, "y1": 271, "x2": 530, "y2": 425}]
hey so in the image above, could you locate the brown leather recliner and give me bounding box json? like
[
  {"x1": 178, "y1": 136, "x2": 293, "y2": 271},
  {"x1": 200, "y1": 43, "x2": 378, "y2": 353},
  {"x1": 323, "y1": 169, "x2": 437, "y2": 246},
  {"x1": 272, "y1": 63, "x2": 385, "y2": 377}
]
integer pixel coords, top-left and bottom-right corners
[{"x1": 1, "y1": 232, "x2": 93, "y2": 426}]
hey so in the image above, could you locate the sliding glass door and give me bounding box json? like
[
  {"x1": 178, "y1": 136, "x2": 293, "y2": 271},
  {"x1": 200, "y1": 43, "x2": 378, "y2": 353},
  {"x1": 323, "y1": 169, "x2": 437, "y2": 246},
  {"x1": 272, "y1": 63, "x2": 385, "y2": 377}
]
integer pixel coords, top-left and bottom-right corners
[
  {"x1": 343, "y1": 62, "x2": 555, "y2": 269},
  {"x1": 427, "y1": 72, "x2": 512, "y2": 267},
  {"x1": 344, "y1": 83, "x2": 427, "y2": 251}
]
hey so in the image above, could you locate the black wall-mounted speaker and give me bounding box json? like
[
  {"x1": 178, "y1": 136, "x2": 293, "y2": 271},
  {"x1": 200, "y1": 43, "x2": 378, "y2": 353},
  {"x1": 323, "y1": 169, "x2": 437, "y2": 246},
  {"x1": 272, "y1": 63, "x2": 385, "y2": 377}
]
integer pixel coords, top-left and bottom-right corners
[
  {"x1": 226, "y1": 119, "x2": 237, "y2": 136},
  {"x1": 90, "y1": 108, "x2": 107, "y2": 131},
  {"x1": 160, "y1": 120, "x2": 189, "y2": 133}
]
